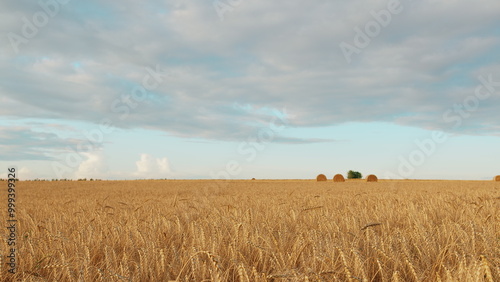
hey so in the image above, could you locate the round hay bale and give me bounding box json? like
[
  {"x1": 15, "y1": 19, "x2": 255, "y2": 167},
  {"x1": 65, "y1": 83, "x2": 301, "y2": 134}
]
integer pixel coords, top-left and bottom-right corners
[
  {"x1": 251, "y1": 178, "x2": 256, "y2": 180},
  {"x1": 333, "y1": 174, "x2": 345, "y2": 182},
  {"x1": 366, "y1": 174, "x2": 378, "y2": 182},
  {"x1": 316, "y1": 174, "x2": 327, "y2": 182},
  {"x1": 494, "y1": 175, "x2": 500, "y2": 181}
]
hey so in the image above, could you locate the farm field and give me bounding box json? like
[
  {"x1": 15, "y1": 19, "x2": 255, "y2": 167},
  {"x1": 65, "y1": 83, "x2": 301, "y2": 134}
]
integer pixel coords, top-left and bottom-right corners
[{"x1": 1, "y1": 179, "x2": 499, "y2": 281}]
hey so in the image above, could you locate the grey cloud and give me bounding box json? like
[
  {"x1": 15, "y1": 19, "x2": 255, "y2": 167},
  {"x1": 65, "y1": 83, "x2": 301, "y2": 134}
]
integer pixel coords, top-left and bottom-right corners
[
  {"x1": 0, "y1": 126, "x2": 101, "y2": 161},
  {"x1": 1, "y1": 0, "x2": 500, "y2": 144}
]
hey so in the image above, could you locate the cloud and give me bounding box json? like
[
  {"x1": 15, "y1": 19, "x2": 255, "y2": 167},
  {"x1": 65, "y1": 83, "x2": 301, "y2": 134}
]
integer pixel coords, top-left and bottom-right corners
[
  {"x1": 134, "y1": 153, "x2": 173, "y2": 179},
  {"x1": 50, "y1": 152, "x2": 173, "y2": 180},
  {"x1": 74, "y1": 152, "x2": 108, "y2": 179},
  {"x1": 1, "y1": 0, "x2": 500, "y2": 144},
  {"x1": 0, "y1": 126, "x2": 97, "y2": 161},
  {"x1": 0, "y1": 166, "x2": 40, "y2": 180},
  {"x1": 18, "y1": 166, "x2": 36, "y2": 180}
]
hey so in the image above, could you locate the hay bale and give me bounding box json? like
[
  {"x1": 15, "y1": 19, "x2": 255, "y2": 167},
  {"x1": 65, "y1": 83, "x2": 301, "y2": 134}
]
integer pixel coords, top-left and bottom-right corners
[
  {"x1": 366, "y1": 174, "x2": 378, "y2": 182},
  {"x1": 316, "y1": 174, "x2": 327, "y2": 182},
  {"x1": 251, "y1": 178, "x2": 256, "y2": 180},
  {"x1": 494, "y1": 175, "x2": 500, "y2": 181},
  {"x1": 333, "y1": 174, "x2": 345, "y2": 182}
]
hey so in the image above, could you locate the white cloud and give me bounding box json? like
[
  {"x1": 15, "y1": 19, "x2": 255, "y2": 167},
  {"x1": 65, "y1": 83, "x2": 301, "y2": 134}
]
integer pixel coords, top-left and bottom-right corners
[
  {"x1": 18, "y1": 167, "x2": 36, "y2": 180},
  {"x1": 74, "y1": 152, "x2": 108, "y2": 179},
  {"x1": 134, "y1": 153, "x2": 172, "y2": 179},
  {"x1": 49, "y1": 152, "x2": 173, "y2": 180}
]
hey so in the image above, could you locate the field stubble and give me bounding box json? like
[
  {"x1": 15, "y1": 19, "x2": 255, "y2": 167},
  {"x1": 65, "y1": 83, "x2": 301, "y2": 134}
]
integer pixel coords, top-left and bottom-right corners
[{"x1": 1, "y1": 180, "x2": 498, "y2": 281}]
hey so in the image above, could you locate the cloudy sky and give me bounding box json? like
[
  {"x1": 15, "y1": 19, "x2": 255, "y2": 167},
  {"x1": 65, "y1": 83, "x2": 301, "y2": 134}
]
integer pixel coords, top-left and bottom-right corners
[{"x1": 1, "y1": 0, "x2": 500, "y2": 180}]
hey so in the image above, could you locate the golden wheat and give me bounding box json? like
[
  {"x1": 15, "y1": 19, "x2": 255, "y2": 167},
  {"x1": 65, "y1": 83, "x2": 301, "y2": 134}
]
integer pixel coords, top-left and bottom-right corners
[{"x1": 0, "y1": 180, "x2": 498, "y2": 281}]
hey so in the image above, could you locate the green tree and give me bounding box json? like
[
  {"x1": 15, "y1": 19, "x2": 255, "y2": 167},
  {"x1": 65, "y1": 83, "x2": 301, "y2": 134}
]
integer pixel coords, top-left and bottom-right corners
[{"x1": 347, "y1": 170, "x2": 362, "y2": 179}]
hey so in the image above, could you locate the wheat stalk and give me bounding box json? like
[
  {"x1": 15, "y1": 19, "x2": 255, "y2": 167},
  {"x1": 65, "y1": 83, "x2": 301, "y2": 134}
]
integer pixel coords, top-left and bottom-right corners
[{"x1": 361, "y1": 222, "x2": 381, "y2": 231}]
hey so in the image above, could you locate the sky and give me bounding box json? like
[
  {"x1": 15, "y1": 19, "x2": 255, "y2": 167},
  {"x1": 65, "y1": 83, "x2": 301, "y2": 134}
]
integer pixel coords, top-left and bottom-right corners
[{"x1": 1, "y1": 0, "x2": 500, "y2": 180}]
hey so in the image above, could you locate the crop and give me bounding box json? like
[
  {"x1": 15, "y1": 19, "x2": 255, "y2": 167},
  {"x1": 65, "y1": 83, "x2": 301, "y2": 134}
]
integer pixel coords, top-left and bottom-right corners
[{"x1": 1, "y1": 180, "x2": 498, "y2": 281}]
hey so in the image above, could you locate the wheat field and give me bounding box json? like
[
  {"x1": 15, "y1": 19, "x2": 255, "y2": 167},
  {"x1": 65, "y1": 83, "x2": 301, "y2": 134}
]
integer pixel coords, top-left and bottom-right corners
[{"x1": 1, "y1": 179, "x2": 499, "y2": 281}]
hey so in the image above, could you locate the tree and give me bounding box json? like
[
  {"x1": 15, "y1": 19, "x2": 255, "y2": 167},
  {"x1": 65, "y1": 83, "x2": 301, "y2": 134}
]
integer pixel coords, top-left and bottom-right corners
[{"x1": 347, "y1": 170, "x2": 362, "y2": 179}]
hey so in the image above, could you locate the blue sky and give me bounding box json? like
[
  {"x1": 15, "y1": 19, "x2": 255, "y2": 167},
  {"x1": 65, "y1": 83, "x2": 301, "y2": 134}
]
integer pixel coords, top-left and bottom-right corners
[{"x1": 1, "y1": 0, "x2": 500, "y2": 180}]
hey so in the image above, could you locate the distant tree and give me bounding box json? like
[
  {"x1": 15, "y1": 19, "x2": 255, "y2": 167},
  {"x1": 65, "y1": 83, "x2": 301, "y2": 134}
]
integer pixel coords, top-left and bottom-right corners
[{"x1": 347, "y1": 170, "x2": 362, "y2": 179}]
